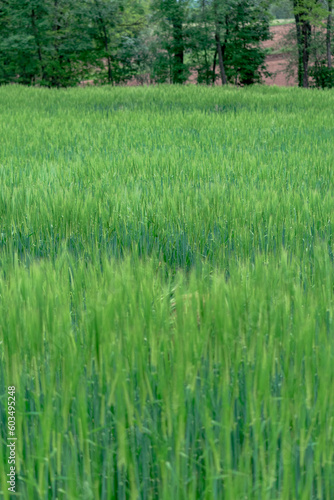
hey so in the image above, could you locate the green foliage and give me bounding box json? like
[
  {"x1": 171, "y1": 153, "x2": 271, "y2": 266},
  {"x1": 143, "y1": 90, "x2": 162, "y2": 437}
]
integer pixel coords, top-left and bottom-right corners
[
  {"x1": 188, "y1": 0, "x2": 272, "y2": 86},
  {"x1": 292, "y1": 0, "x2": 330, "y2": 87},
  {"x1": 88, "y1": 0, "x2": 147, "y2": 84},
  {"x1": 310, "y1": 59, "x2": 334, "y2": 86},
  {"x1": 1, "y1": 85, "x2": 334, "y2": 498},
  {"x1": 150, "y1": 0, "x2": 191, "y2": 84},
  {"x1": 223, "y1": 0, "x2": 272, "y2": 85},
  {"x1": 0, "y1": 0, "x2": 94, "y2": 87},
  {"x1": 188, "y1": 0, "x2": 217, "y2": 85},
  {"x1": 0, "y1": 0, "x2": 332, "y2": 87},
  {"x1": 293, "y1": 0, "x2": 328, "y2": 25},
  {"x1": 0, "y1": 0, "x2": 147, "y2": 87},
  {"x1": 0, "y1": 0, "x2": 274, "y2": 87}
]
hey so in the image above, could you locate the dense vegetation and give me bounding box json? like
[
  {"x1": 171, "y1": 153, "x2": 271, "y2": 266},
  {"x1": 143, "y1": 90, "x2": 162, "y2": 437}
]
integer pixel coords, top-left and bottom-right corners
[
  {"x1": 0, "y1": 0, "x2": 332, "y2": 88},
  {"x1": 0, "y1": 85, "x2": 334, "y2": 499}
]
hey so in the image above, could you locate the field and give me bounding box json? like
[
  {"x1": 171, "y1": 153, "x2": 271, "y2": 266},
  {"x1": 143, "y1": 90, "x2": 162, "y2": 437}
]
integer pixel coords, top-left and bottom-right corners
[{"x1": 1, "y1": 85, "x2": 334, "y2": 499}]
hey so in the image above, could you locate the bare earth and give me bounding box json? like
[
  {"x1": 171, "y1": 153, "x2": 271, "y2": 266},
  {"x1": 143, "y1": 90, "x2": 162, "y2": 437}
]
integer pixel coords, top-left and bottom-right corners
[{"x1": 263, "y1": 24, "x2": 296, "y2": 86}]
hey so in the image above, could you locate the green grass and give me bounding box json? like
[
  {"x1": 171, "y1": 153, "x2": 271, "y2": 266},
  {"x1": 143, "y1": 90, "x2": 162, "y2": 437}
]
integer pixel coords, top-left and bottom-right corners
[
  {"x1": 270, "y1": 18, "x2": 294, "y2": 26},
  {"x1": 266, "y1": 46, "x2": 294, "y2": 56},
  {"x1": 0, "y1": 84, "x2": 334, "y2": 499}
]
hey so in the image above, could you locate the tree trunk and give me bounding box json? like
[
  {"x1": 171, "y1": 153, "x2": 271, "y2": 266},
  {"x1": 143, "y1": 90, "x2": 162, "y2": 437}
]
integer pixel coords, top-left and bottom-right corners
[
  {"x1": 204, "y1": 47, "x2": 209, "y2": 85},
  {"x1": 215, "y1": 30, "x2": 227, "y2": 85},
  {"x1": 31, "y1": 9, "x2": 46, "y2": 82},
  {"x1": 293, "y1": 1, "x2": 311, "y2": 88},
  {"x1": 106, "y1": 56, "x2": 113, "y2": 83},
  {"x1": 172, "y1": 15, "x2": 184, "y2": 84},
  {"x1": 94, "y1": 0, "x2": 113, "y2": 84},
  {"x1": 213, "y1": 0, "x2": 227, "y2": 86},
  {"x1": 327, "y1": 0, "x2": 333, "y2": 68},
  {"x1": 294, "y1": 6, "x2": 304, "y2": 87},
  {"x1": 302, "y1": 21, "x2": 311, "y2": 87},
  {"x1": 212, "y1": 48, "x2": 217, "y2": 85},
  {"x1": 52, "y1": 0, "x2": 63, "y2": 87}
]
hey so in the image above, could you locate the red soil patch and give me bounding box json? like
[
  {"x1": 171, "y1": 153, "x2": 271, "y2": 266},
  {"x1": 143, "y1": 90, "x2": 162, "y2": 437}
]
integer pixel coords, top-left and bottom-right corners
[{"x1": 263, "y1": 24, "x2": 296, "y2": 86}]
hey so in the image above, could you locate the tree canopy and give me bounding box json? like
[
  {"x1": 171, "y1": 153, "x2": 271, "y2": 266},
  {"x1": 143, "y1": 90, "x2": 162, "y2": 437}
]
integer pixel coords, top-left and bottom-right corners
[{"x1": 0, "y1": 0, "x2": 332, "y2": 87}]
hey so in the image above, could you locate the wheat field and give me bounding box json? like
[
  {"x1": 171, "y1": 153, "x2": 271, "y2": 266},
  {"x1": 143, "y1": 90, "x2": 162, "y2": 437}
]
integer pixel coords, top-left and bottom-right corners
[{"x1": 0, "y1": 85, "x2": 334, "y2": 499}]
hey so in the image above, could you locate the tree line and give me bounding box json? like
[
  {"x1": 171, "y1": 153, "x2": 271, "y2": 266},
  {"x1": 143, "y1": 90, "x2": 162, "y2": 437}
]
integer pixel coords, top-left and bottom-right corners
[{"x1": 0, "y1": 0, "x2": 332, "y2": 88}]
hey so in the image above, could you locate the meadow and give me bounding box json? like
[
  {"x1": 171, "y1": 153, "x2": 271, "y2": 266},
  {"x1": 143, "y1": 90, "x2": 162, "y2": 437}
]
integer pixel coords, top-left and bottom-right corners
[{"x1": 0, "y1": 84, "x2": 334, "y2": 499}]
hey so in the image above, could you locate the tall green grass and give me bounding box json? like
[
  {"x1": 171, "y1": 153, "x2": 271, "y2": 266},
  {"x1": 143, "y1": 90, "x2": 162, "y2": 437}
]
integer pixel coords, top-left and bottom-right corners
[{"x1": 0, "y1": 85, "x2": 334, "y2": 499}]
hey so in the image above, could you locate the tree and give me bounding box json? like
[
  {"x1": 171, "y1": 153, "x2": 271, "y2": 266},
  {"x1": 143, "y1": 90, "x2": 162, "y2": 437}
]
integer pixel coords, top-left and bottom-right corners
[
  {"x1": 327, "y1": 0, "x2": 332, "y2": 68},
  {"x1": 86, "y1": 0, "x2": 146, "y2": 84},
  {"x1": 293, "y1": 0, "x2": 328, "y2": 87},
  {"x1": 188, "y1": 0, "x2": 226, "y2": 85},
  {"x1": 151, "y1": 0, "x2": 190, "y2": 84},
  {"x1": 0, "y1": 0, "x2": 283, "y2": 88},
  {"x1": 213, "y1": 0, "x2": 227, "y2": 84},
  {"x1": 188, "y1": 0, "x2": 216, "y2": 85},
  {"x1": 188, "y1": 0, "x2": 271, "y2": 86},
  {"x1": 0, "y1": 0, "x2": 147, "y2": 87},
  {"x1": 0, "y1": 0, "x2": 45, "y2": 85},
  {"x1": 223, "y1": 0, "x2": 272, "y2": 85},
  {"x1": 0, "y1": 0, "x2": 94, "y2": 87}
]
